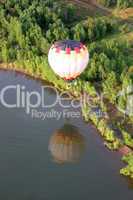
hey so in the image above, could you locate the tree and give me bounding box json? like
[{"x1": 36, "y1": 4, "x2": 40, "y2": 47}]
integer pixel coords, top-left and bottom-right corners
[
  {"x1": 102, "y1": 71, "x2": 118, "y2": 103},
  {"x1": 72, "y1": 23, "x2": 86, "y2": 41},
  {"x1": 46, "y1": 20, "x2": 69, "y2": 42},
  {"x1": 1, "y1": 43, "x2": 9, "y2": 62},
  {"x1": 8, "y1": 17, "x2": 25, "y2": 48}
]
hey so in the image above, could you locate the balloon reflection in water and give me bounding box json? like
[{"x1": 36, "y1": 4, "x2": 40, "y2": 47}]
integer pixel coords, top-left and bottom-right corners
[{"x1": 49, "y1": 124, "x2": 86, "y2": 164}]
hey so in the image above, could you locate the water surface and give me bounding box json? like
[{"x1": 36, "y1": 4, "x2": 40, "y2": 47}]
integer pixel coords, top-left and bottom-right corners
[{"x1": 0, "y1": 70, "x2": 133, "y2": 200}]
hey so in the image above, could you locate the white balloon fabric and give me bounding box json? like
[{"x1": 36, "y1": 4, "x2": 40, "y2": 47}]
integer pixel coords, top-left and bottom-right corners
[{"x1": 48, "y1": 40, "x2": 89, "y2": 80}]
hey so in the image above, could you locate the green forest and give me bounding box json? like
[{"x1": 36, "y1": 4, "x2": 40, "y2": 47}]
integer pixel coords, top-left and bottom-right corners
[
  {"x1": 98, "y1": 0, "x2": 133, "y2": 8},
  {"x1": 0, "y1": 0, "x2": 133, "y2": 179}
]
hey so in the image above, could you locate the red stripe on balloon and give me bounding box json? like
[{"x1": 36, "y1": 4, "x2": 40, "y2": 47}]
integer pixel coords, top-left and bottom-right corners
[
  {"x1": 66, "y1": 48, "x2": 71, "y2": 54},
  {"x1": 64, "y1": 73, "x2": 80, "y2": 80},
  {"x1": 74, "y1": 47, "x2": 80, "y2": 53}
]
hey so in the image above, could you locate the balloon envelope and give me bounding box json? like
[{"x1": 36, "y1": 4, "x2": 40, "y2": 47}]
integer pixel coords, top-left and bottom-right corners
[
  {"x1": 49, "y1": 124, "x2": 85, "y2": 164},
  {"x1": 48, "y1": 40, "x2": 89, "y2": 80}
]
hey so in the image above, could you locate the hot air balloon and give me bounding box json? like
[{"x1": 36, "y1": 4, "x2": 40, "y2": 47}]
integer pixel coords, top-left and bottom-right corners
[
  {"x1": 48, "y1": 40, "x2": 89, "y2": 80},
  {"x1": 49, "y1": 124, "x2": 86, "y2": 164}
]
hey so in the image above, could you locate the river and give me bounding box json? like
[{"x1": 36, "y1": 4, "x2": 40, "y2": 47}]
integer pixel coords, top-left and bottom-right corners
[{"x1": 0, "y1": 70, "x2": 132, "y2": 200}]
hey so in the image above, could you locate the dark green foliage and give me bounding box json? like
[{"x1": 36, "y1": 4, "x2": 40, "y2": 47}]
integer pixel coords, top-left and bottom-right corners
[
  {"x1": 0, "y1": 0, "x2": 119, "y2": 65},
  {"x1": 120, "y1": 153, "x2": 133, "y2": 178},
  {"x1": 72, "y1": 16, "x2": 117, "y2": 42},
  {"x1": 117, "y1": 0, "x2": 133, "y2": 8},
  {"x1": 81, "y1": 39, "x2": 132, "y2": 84},
  {"x1": 98, "y1": 0, "x2": 133, "y2": 8}
]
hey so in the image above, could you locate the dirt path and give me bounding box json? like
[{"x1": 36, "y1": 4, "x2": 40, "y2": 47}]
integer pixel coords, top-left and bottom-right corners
[{"x1": 69, "y1": 0, "x2": 111, "y2": 16}]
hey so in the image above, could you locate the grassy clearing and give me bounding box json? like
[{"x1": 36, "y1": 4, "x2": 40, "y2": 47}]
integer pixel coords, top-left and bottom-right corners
[
  {"x1": 60, "y1": 0, "x2": 111, "y2": 18},
  {"x1": 113, "y1": 8, "x2": 133, "y2": 19}
]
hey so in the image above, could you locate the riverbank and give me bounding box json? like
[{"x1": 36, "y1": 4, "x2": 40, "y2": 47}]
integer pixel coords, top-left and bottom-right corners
[{"x1": 0, "y1": 62, "x2": 133, "y2": 180}]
